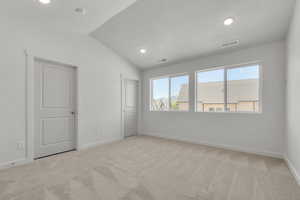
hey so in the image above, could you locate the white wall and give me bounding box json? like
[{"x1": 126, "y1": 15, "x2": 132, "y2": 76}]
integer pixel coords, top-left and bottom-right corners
[
  {"x1": 286, "y1": 0, "x2": 300, "y2": 183},
  {"x1": 0, "y1": 21, "x2": 140, "y2": 167},
  {"x1": 142, "y1": 41, "x2": 286, "y2": 157}
]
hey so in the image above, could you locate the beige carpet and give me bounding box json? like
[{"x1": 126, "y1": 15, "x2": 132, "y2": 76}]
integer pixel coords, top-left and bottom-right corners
[{"x1": 0, "y1": 136, "x2": 299, "y2": 200}]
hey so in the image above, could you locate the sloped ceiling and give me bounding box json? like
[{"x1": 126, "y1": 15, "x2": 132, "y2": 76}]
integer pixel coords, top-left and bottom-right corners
[{"x1": 92, "y1": 0, "x2": 295, "y2": 68}]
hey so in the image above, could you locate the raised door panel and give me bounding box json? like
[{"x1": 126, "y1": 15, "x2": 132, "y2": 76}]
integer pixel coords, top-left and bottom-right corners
[
  {"x1": 125, "y1": 112, "x2": 137, "y2": 130},
  {"x1": 41, "y1": 118, "x2": 71, "y2": 146},
  {"x1": 42, "y1": 66, "x2": 71, "y2": 108},
  {"x1": 125, "y1": 81, "x2": 138, "y2": 109},
  {"x1": 35, "y1": 60, "x2": 76, "y2": 158},
  {"x1": 124, "y1": 79, "x2": 138, "y2": 137}
]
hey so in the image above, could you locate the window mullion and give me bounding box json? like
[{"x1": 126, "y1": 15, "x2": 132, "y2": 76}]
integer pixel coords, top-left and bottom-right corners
[
  {"x1": 150, "y1": 80, "x2": 153, "y2": 110},
  {"x1": 190, "y1": 72, "x2": 195, "y2": 112},
  {"x1": 169, "y1": 77, "x2": 171, "y2": 111},
  {"x1": 224, "y1": 68, "x2": 228, "y2": 112}
]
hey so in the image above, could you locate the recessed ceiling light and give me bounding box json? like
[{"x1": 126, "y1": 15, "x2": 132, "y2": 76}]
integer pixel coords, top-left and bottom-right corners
[
  {"x1": 224, "y1": 17, "x2": 234, "y2": 26},
  {"x1": 38, "y1": 0, "x2": 51, "y2": 5},
  {"x1": 140, "y1": 49, "x2": 147, "y2": 54},
  {"x1": 75, "y1": 8, "x2": 87, "y2": 15}
]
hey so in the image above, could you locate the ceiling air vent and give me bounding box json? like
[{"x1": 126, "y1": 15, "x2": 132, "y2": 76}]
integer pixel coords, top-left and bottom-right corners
[
  {"x1": 221, "y1": 40, "x2": 239, "y2": 48},
  {"x1": 159, "y1": 58, "x2": 168, "y2": 63}
]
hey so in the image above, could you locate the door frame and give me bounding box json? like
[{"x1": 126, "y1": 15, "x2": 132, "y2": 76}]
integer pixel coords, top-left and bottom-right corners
[
  {"x1": 25, "y1": 49, "x2": 79, "y2": 162},
  {"x1": 120, "y1": 74, "x2": 140, "y2": 139}
]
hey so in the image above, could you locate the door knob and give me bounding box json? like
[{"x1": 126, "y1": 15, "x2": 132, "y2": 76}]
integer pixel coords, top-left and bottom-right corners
[{"x1": 71, "y1": 111, "x2": 76, "y2": 115}]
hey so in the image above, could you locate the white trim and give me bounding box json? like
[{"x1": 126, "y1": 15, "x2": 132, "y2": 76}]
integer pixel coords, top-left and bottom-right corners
[
  {"x1": 25, "y1": 49, "x2": 79, "y2": 160},
  {"x1": 120, "y1": 74, "x2": 125, "y2": 139},
  {"x1": 194, "y1": 60, "x2": 261, "y2": 73},
  {"x1": 149, "y1": 72, "x2": 189, "y2": 80},
  {"x1": 189, "y1": 71, "x2": 195, "y2": 112},
  {"x1": 141, "y1": 132, "x2": 283, "y2": 159},
  {"x1": 24, "y1": 49, "x2": 35, "y2": 162},
  {"x1": 78, "y1": 138, "x2": 122, "y2": 150},
  {"x1": 0, "y1": 158, "x2": 33, "y2": 171},
  {"x1": 168, "y1": 76, "x2": 171, "y2": 110},
  {"x1": 0, "y1": 137, "x2": 122, "y2": 170},
  {"x1": 224, "y1": 67, "x2": 228, "y2": 111},
  {"x1": 284, "y1": 157, "x2": 300, "y2": 186}
]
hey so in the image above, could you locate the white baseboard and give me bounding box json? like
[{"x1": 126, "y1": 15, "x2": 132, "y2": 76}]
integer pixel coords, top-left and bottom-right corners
[
  {"x1": 0, "y1": 158, "x2": 33, "y2": 171},
  {"x1": 141, "y1": 132, "x2": 283, "y2": 159},
  {"x1": 284, "y1": 157, "x2": 300, "y2": 186},
  {"x1": 0, "y1": 138, "x2": 122, "y2": 171},
  {"x1": 78, "y1": 137, "x2": 122, "y2": 150}
]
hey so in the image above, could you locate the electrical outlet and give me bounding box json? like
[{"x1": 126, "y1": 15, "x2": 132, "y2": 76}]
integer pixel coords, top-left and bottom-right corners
[{"x1": 17, "y1": 141, "x2": 25, "y2": 150}]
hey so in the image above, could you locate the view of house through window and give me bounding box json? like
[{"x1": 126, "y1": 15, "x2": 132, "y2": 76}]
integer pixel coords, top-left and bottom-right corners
[
  {"x1": 227, "y1": 65, "x2": 260, "y2": 112},
  {"x1": 195, "y1": 64, "x2": 260, "y2": 113},
  {"x1": 151, "y1": 75, "x2": 189, "y2": 111},
  {"x1": 196, "y1": 69, "x2": 225, "y2": 112},
  {"x1": 150, "y1": 63, "x2": 260, "y2": 113}
]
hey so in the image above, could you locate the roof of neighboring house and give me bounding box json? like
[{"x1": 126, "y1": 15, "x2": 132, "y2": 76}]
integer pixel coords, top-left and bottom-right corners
[{"x1": 177, "y1": 79, "x2": 259, "y2": 103}]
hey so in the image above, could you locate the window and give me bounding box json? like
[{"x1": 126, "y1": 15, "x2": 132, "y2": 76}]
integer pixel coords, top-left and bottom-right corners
[
  {"x1": 227, "y1": 65, "x2": 260, "y2": 112},
  {"x1": 151, "y1": 74, "x2": 189, "y2": 111},
  {"x1": 196, "y1": 64, "x2": 261, "y2": 113},
  {"x1": 196, "y1": 69, "x2": 225, "y2": 112},
  {"x1": 151, "y1": 78, "x2": 169, "y2": 111}
]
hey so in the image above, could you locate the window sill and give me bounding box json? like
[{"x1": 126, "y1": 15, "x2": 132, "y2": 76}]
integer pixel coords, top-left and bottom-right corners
[
  {"x1": 149, "y1": 110, "x2": 262, "y2": 114},
  {"x1": 196, "y1": 111, "x2": 262, "y2": 114},
  {"x1": 149, "y1": 110, "x2": 190, "y2": 112}
]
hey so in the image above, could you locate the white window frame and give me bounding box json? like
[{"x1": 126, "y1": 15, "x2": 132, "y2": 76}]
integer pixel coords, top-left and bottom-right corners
[
  {"x1": 150, "y1": 73, "x2": 190, "y2": 112},
  {"x1": 195, "y1": 62, "x2": 262, "y2": 113}
]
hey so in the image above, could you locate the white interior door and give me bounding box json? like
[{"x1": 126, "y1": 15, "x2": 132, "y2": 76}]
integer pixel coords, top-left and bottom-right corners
[
  {"x1": 123, "y1": 79, "x2": 139, "y2": 137},
  {"x1": 34, "y1": 59, "x2": 76, "y2": 158}
]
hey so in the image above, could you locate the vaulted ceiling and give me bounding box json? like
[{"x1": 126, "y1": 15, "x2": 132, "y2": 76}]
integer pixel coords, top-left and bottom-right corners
[
  {"x1": 92, "y1": 0, "x2": 295, "y2": 68},
  {"x1": 1, "y1": 0, "x2": 295, "y2": 69},
  {"x1": 0, "y1": 0, "x2": 137, "y2": 34}
]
